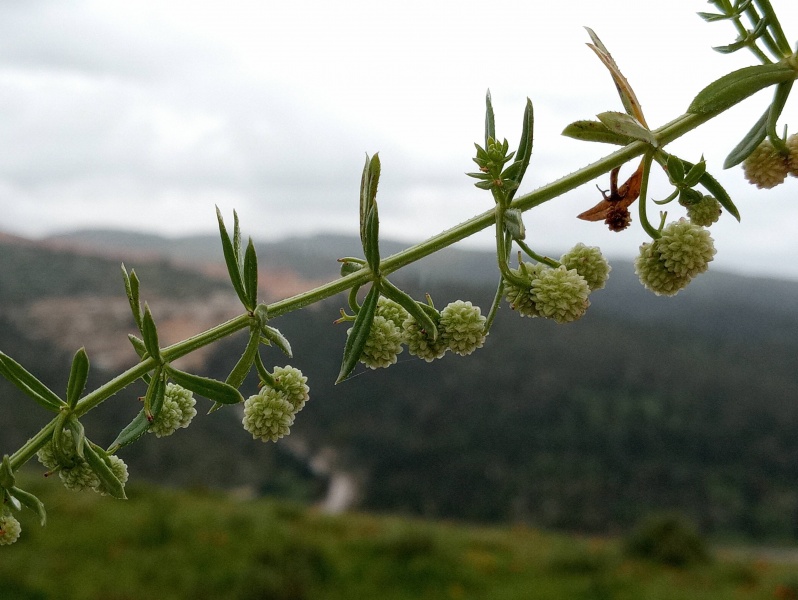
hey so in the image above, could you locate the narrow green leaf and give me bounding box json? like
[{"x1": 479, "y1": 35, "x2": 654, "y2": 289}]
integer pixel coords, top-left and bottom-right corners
[
  {"x1": 336, "y1": 284, "x2": 380, "y2": 384},
  {"x1": 381, "y1": 279, "x2": 439, "y2": 341},
  {"x1": 108, "y1": 409, "x2": 150, "y2": 452},
  {"x1": 360, "y1": 154, "x2": 381, "y2": 247},
  {"x1": 666, "y1": 154, "x2": 685, "y2": 183},
  {"x1": 697, "y1": 11, "x2": 730, "y2": 21},
  {"x1": 724, "y1": 106, "x2": 768, "y2": 168},
  {"x1": 66, "y1": 347, "x2": 89, "y2": 409},
  {"x1": 143, "y1": 367, "x2": 166, "y2": 422},
  {"x1": 84, "y1": 444, "x2": 126, "y2": 500},
  {"x1": 233, "y1": 210, "x2": 243, "y2": 272},
  {"x1": 596, "y1": 111, "x2": 657, "y2": 146},
  {"x1": 167, "y1": 366, "x2": 243, "y2": 405},
  {"x1": 243, "y1": 237, "x2": 258, "y2": 311},
  {"x1": 503, "y1": 208, "x2": 526, "y2": 241},
  {"x1": 683, "y1": 159, "x2": 707, "y2": 188},
  {"x1": 0, "y1": 351, "x2": 64, "y2": 412},
  {"x1": 216, "y1": 206, "x2": 249, "y2": 308},
  {"x1": 51, "y1": 410, "x2": 74, "y2": 468},
  {"x1": 712, "y1": 39, "x2": 750, "y2": 54},
  {"x1": 260, "y1": 325, "x2": 293, "y2": 357},
  {"x1": 141, "y1": 304, "x2": 162, "y2": 364},
  {"x1": 128, "y1": 334, "x2": 148, "y2": 359},
  {"x1": 8, "y1": 486, "x2": 46, "y2": 526},
  {"x1": 766, "y1": 79, "x2": 794, "y2": 141},
  {"x1": 67, "y1": 417, "x2": 86, "y2": 460},
  {"x1": 507, "y1": 98, "x2": 534, "y2": 201},
  {"x1": 226, "y1": 326, "x2": 261, "y2": 388},
  {"x1": 363, "y1": 204, "x2": 381, "y2": 274},
  {"x1": 484, "y1": 90, "x2": 496, "y2": 147},
  {"x1": 474, "y1": 180, "x2": 494, "y2": 191},
  {"x1": 688, "y1": 63, "x2": 796, "y2": 114},
  {"x1": 562, "y1": 120, "x2": 634, "y2": 145},
  {"x1": 121, "y1": 264, "x2": 142, "y2": 332}
]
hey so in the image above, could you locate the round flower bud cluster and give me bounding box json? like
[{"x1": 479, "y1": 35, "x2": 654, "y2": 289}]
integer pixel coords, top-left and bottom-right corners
[
  {"x1": 504, "y1": 259, "x2": 595, "y2": 324},
  {"x1": 377, "y1": 296, "x2": 409, "y2": 329},
  {"x1": 439, "y1": 300, "x2": 487, "y2": 356},
  {"x1": 403, "y1": 312, "x2": 448, "y2": 362},
  {"x1": 560, "y1": 243, "x2": 611, "y2": 291},
  {"x1": 634, "y1": 219, "x2": 716, "y2": 296},
  {"x1": 149, "y1": 383, "x2": 197, "y2": 438},
  {"x1": 352, "y1": 314, "x2": 404, "y2": 370},
  {"x1": 0, "y1": 508, "x2": 21, "y2": 546},
  {"x1": 743, "y1": 137, "x2": 792, "y2": 189},
  {"x1": 242, "y1": 365, "x2": 309, "y2": 443},
  {"x1": 37, "y1": 429, "x2": 129, "y2": 494},
  {"x1": 680, "y1": 194, "x2": 721, "y2": 227},
  {"x1": 788, "y1": 133, "x2": 798, "y2": 177}
]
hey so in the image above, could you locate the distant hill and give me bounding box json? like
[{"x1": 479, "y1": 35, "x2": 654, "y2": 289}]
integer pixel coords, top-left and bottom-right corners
[{"x1": 3, "y1": 229, "x2": 798, "y2": 540}]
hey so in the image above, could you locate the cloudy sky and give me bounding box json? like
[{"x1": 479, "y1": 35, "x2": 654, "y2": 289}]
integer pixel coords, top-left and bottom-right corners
[{"x1": 1, "y1": 0, "x2": 797, "y2": 279}]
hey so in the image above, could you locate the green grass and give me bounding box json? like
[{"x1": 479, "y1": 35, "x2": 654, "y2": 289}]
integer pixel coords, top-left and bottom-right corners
[{"x1": 2, "y1": 473, "x2": 797, "y2": 600}]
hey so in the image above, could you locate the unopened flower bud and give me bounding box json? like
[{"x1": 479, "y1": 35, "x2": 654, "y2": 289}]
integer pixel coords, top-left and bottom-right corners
[
  {"x1": 682, "y1": 195, "x2": 721, "y2": 227},
  {"x1": 272, "y1": 365, "x2": 309, "y2": 412},
  {"x1": 403, "y1": 313, "x2": 447, "y2": 362},
  {"x1": 149, "y1": 383, "x2": 197, "y2": 438},
  {"x1": 655, "y1": 219, "x2": 716, "y2": 278},
  {"x1": 440, "y1": 300, "x2": 487, "y2": 356},
  {"x1": 351, "y1": 315, "x2": 403, "y2": 369},
  {"x1": 0, "y1": 509, "x2": 21, "y2": 545},
  {"x1": 93, "y1": 455, "x2": 130, "y2": 497},
  {"x1": 531, "y1": 266, "x2": 590, "y2": 323},
  {"x1": 559, "y1": 244, "x2": 611, "y2": 291},
  {"x1": 743, "y1": 138, "x2": 790, "y2": 188},
  {"x1": 242, "y1": 387, "x2": 295, "y2": 442},
  {"x1": 634, "y1": 242, "x2": 691, "y2": 296}
]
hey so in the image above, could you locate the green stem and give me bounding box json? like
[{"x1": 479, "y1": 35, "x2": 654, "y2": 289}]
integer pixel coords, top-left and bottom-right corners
[
  {"x1": 754, "y1": 0, "x2": 793, "y2": 57},
  {"x1": 637, "y1": 152, "x2": 661, "y2": 240},
  {"x1": 4, "y1": 108, "x2": 732, "y2": 472},
  {"x1": 516, "y1": 240, "x2": 559, "y2": 268}
]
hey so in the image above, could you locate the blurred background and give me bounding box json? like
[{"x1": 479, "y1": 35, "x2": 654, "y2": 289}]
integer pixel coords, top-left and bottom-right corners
[{"x1": 2, "y1": 1, "x2": 798, "y2": 598}]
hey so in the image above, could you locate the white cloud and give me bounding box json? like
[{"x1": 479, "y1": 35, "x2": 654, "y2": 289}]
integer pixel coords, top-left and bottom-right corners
[{"x1": 0, "y1": 0, "x2": 797, "y2": 279}]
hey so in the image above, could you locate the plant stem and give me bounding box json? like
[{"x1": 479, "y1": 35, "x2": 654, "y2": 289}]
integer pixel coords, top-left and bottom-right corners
[{"x1": 4, "y1": 107, "x2": 731, "y2": 472}]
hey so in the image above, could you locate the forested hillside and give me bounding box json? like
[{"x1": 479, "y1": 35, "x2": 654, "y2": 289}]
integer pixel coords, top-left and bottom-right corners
[{"x1": 3, "y1": 231, "x2": 798, "y2": 540}]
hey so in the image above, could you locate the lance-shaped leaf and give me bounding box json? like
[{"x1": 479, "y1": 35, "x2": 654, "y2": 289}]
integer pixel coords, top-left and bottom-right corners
[
  {"x1": 67, "y1": 417, "x2": 86, "y2": 460},
  {"x1": 261, "y1": 325, "x2": 293, "y2": 357},
  {"x1": 8, "y1": 486, "x2": 47, "y2": 526},
  {"x1": 121, "y1": 264, "x2": 143, "y2": 332},
  {"x1": 506, "y1": 98, "x2": 534, "y2": 201},
  {"x1": 585, "y1": 28, "x2": 648, "y2": 126},
  {"x1": 381, "y1": 279, "x2": 438, "y2": 341},
  {"x1": 685, "y1": 160, "x2": 741, "y2": 221},
  {"x1": 562, "y1": 120, "x2": 634, "y2": 146},
  {"x1": 363, "y1": 203, "x2": 381, "y2": 274},
  {"x1": 336, "y1": 283, "x2": 380, "y2": 384},
  {"x1": 226, "y1": 326, "x2": 261, "y2": 388},
  {"x1": 128, "y1": 334, "x2": 148, "y2": 359},
  {"x1": 216, "y1": 207, "x2": 249, "y2": 309},
  {"x1": 688, "y1": 63, "x2": 796, "y2": 114},
  {"x1": 52, "y1": 410, "x2": 76, "y2": 468},
  {"x1": 359, "y1": 154, "x2": 381, "y2": 248},
  {"x1": 84, "y1": 444, "x2": 126, "y2": 500},
  {"x1": 141, "y1": 304, "x2": 162, "y2": 365},
  {"x1": 484, "y1": 90, "x2": 496, "y2": 147},
  {"x1": 167, "y1": 366, "x2": 243, "y2": 405},
  {"x1": 243, "y1": 238, "x2": 258, "y2": 311},
  {"x1": 596, "y1": 111, "x2": 657, "y2": 147},
  {"x1": 66, "y1": 347, "x2": 89, "y2": 410},
  {"x1": 108, "y1": 369, "x2": 164, "y2": 451},
  {"x1": 0, "y1": 351, "x2": 64, "y2": 412}
]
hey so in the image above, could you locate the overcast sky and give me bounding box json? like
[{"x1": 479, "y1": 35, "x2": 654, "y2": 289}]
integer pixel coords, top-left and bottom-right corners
[{"x1": 1, "y1": 0, "x2": 797, "y2": 279}]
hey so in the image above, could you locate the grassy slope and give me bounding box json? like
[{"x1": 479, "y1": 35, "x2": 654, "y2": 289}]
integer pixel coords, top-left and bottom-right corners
[{"x1": 2, "y1": 474, "x2": 796, "y2": 600}]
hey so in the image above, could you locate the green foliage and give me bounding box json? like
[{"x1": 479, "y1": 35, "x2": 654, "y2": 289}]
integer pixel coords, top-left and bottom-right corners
[
  {"x1": 623, "y1": 514, "x2": 710, "y2": 567},
  {"x1": 2, "y1": 474, "x2": 797, "y2": 600}
]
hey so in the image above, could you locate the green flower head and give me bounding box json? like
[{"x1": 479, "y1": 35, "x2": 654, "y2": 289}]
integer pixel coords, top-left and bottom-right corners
[
  {"x1": 654, "y1": 219, "x2": 716, "y2": 279},
  {"x1": 0, "y1": 508, "x2": 21, "y2": 546},
  {"x1": 351, "y1": 315, "x2": 403, "y2": 370},
  {"x1": 787, "y1": 133, "x2": 798, "y2": 178},
  {"x1": 439, "y1": 300, "x2": 487, "y2": 356},
  {"x1": 681, "y1": 195, "x2": 721, "y2": 227},
  {"x1": 242, "y1": 387, "x2": 295, "y2": 442},
  {"x1": 560, "y1": 243, "x2": 611, "y2": 291},
  {"x1": 531, "y1": 265, "x2": 591, "y2": 324},
  {"x1": 403, "y1": 312, "x2": 447, "y2": 362},
  {"x1": 272, "y1": 365, "x2": 310, "y2": 412},
  {"x1": 149, "y1": 383, "x2": 197, "y2": 438},
  {"x1": 634, "y1": 241, "x2": 691, "y2": 296},
  {"x1": 94, "y1": 455, "x2": 130, "y2": 497},
  {"x1": 504, "y1": 262, "x2": 545, "y2": 318},
  {"x1": 376, "y1": 296, "x2": 410, "y2": 330},
  {"x1": 743, "y1": 138, "x2": 790, "y2": 189}
]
